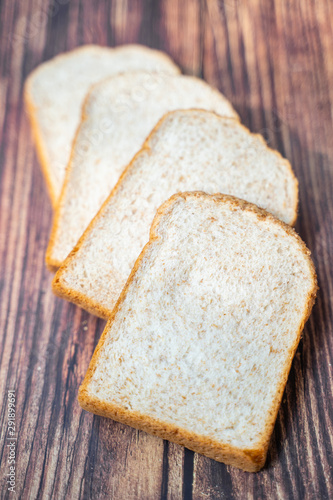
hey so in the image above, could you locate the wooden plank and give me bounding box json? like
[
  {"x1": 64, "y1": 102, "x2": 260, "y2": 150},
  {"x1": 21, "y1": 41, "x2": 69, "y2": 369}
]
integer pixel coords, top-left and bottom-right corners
[{"x1": 0, "y1": 0, "x2": 332, "y2": 498}]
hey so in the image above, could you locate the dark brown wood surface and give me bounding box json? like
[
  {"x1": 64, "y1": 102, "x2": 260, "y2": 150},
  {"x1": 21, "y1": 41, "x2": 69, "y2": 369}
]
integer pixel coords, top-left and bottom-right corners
[{"x1": 0, "y1": 0, "x2": 332, "y2": 498}]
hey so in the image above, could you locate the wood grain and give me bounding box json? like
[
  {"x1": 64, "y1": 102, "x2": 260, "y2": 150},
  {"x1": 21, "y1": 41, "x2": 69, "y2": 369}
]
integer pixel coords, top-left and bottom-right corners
[{"x1": 0, "y1": 0, "x2": 332, "y2": 498}]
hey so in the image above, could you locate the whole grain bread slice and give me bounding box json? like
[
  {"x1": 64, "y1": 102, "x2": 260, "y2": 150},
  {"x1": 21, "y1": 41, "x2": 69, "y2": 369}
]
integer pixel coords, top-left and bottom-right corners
[
  {"x1": 46, "y1": 76, "x2": 238, "y2": 269},
  {"x1": 52, "y1": 110, "x2": 298, "y2": 319},
  {"x1": 24, "y1": 44, "x2": 180, "y2": 205},
  {"x1": 78, "y1": 192, "x2": 317, "y2": 472}
]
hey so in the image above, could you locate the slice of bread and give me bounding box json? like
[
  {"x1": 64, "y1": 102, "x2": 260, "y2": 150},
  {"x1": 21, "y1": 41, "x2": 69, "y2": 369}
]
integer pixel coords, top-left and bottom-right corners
[
  {"x1": 46, "y1": 77, "x2": 239, "y2": 269},
  {"x1": 78, "y1": 192, "x2": 317, "y2": 472},
  {"x1": 52, "y1": 110, "x2": 298, "y2": 319},
  {"x1": 24, "y1": 44, "x2": 180, "y2": 205}
]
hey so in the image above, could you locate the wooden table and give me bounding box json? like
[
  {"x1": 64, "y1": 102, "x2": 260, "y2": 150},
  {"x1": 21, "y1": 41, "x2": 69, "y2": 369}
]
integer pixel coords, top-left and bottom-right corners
[{"x1": 0, "y1": 1, "x2": 332, "y2": 498}]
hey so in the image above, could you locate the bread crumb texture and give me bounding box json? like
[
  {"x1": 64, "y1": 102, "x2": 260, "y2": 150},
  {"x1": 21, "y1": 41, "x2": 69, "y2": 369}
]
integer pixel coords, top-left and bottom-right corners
[
  {"x1": 79, "y1": 193, "x2": 316, "y2": 471},
  {"x1": 54, "y1": 110, "x2": 298, "y2": 317}
]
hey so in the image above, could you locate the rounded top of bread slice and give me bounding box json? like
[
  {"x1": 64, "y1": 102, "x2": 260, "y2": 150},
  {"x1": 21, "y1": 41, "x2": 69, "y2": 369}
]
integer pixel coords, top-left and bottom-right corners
[
  {"x1": 145, "y1": 109, "x2": 298, "y2": 225},
  {"x1": 79, "y1": 192, "x2": 317, "y2": 471},
  {"x1": 24, "y1": 44, "x2": 181, "y2": 202},
  {"x1": 25, "y1": 45, "x2": 180, "y2": 94}
]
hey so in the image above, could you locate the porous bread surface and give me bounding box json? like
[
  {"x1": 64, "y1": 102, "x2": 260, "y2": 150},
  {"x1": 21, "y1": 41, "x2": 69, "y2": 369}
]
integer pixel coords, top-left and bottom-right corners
[
  {"x1": 54, "y1": 110, "x2": 298, "y2": 316},
  {"x1": 47, "y1": 79, "x2": 238, "y2": 267},
  {"x1": 24, "y1": 44, "x2": 180, "y2": 203},
  {"x1": 79, "y1": 193, "x2": 317, "y2": 470}
]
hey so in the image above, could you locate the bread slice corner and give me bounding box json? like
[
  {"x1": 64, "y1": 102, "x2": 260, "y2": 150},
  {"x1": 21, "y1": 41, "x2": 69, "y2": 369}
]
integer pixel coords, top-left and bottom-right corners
[{"x1": 52, "y1": 253, "x2": 111, "y2": 319}]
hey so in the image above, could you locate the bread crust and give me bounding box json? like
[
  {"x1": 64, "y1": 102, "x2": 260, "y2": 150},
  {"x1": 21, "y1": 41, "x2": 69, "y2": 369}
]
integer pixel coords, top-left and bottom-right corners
[
  {"x1": 45, "y1": 106, "x2": 90, "y2": 271},
  {"x1": 78, "y1": 192, "x2": 317, "y2": 472},
  {"x1": 52, "y1": 109, "x2": 299, "y2": 315},
  {"x1": 24, "y1": 80, "x2": 58, "y2": 207},
  {"x1": 24, "y1": 44, "x2": 180, "y2": 208}
]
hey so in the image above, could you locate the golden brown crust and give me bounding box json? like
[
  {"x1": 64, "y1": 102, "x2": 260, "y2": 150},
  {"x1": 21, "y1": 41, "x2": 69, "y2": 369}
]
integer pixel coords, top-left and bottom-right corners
[
  {"x1": 78, "y1": 391, "x2": 266, "y2": 472},
  {"x1": 24, "y1": 45, "x2": 181, "y2": 209},
  {"x1": 45, "y1": 106, "x2": 90, "y2": 271},
  {"x1": 24, "y1": 79, "x2": 58, "y2": 207},
  {"x1": 77, "y1": 192, "x2": 317, "y2": 471},
  {"x1": 52, "y1": 263, "x2": 110, "y2": 319}
]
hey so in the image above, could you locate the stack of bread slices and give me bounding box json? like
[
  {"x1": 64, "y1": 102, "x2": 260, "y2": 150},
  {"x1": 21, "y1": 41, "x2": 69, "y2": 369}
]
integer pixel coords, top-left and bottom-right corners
[{"x1": 25, "y1": 45, "x2": 317, "y2": 472}]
